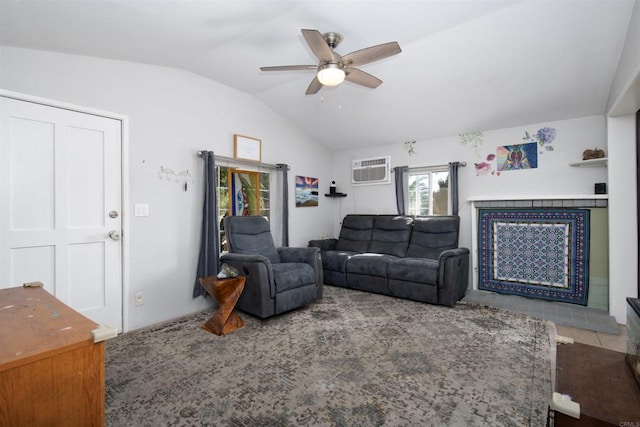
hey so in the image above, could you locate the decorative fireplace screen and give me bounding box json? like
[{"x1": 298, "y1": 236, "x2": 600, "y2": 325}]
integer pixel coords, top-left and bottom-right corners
[{"x1": 478, "y1": 209, "x2": 590, "y2": 305}]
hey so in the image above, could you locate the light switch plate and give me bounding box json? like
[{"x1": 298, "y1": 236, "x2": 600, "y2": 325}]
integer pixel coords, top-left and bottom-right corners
[{"x1": 134, "y1": 204, "x2": 149, "y2": 217}]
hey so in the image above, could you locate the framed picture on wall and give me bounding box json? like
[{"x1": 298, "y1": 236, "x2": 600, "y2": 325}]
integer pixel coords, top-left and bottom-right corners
[
  {"x1": 295, "y1": 175, "x2": 319, "y2": 207},
  {"x1": 234, "y1": 134, "x2": 262, "y2": 162}
]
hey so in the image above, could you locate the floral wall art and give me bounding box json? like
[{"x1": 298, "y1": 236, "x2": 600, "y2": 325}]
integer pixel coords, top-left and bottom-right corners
[
  {"x1": 524, "y1": 126, "x2": 557, "y2": 151},
  {"x1": 459, "y1": 131, "x2": 484, "y2": 157},
  {"x1": 404, "y1": 140, "x2": 417, "y2": 156},
  {"x1": 461, "y1": 127, "x2": 557, "y2": 176}
]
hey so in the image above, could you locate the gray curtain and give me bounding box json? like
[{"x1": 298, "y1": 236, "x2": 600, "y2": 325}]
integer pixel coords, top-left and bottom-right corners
[
  {"x1": 394, "y1": 166, "x2": 408, "y2": 215},
  {"x1": 193, "y1": 151, "x2": 220, "y2": 297},
  {"x1": 449, "y1": 162, "x2": 459, "y2": 216},
  {"x1": 276, "y1": 163, "x2": 289, "y2": 247}
]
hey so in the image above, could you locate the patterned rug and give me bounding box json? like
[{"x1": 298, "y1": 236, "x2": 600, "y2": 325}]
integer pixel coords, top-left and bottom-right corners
[
  {"x1": 478, "y1": 209, "x2": 590, "y2": 305},
  {"x1": 105, "y1": 286, "x2": 554, "y2": 426}
]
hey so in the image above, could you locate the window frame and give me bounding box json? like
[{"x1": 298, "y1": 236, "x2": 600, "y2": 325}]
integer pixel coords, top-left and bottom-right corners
[
  {"x1": 216, "y1": 165, "x2": 272, "y2": 252},
  {"x1": 407, "y1": 166, "x2": 450, "y2": 216}
]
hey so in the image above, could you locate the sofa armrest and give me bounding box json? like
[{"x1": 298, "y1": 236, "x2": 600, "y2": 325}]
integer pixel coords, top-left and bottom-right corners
[
  {"x1": 308, "y1": 238, "x2": 338, "y2": 251},
  {"x1": 278, "y1": 246, "x2": 319, "y2": 265},
  {"x1": 439, "y1": 248, "x2": 469, "y2": 260},
  {"x1": 220, "y1": 253, "x2": 276, "y2": 300},
  {"x1": 437, "y1": 248, "x2": 470, "y2": 307},
  {"x1": 278, "y1": 247, "x2": 324, "y2": 299}
]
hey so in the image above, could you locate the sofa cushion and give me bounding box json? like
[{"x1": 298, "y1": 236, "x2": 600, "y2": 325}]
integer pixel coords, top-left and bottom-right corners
[
  {"x1": 335, "y1": 215, "x2": 376, "y2": 253},
  {"x1": 224, "y1": 215, "x2": 281, "y2": 264},
  {"x1": 407, "y1": 216, "x2": 459, "y2": 259},
  {"x1": 272, "y1": 263, "x2": 315, "y2": 292},
  {"x1": 347, "y1": 253, "x2": 397, "y2": 277},
  {"x1": 321, "y1": 250, "x2": 356, "y2": 272},
  {"x1": 387, "y1": 257, "x2": 439, "y2": 285},
  {"x1": 368, "y1": 215, "x2": 413, "y2": 257}
]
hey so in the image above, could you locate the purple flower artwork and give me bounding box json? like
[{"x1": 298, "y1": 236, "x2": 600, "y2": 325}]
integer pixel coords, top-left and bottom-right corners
[
  {"x1": 523, "y1": 126, "x2": 557, "y2": 154},
  {"x1": 536, "y1": 127, "x2": 556, "y2": 145}
]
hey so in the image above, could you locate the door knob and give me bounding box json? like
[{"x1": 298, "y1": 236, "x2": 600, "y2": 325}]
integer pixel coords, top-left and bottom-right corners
[{"x1": 108, "y1": 230, "x2": 121, "y2": 241}]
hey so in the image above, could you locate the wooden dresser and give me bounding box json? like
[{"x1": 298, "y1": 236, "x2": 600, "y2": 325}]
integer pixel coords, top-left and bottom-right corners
[
  {"x1": 554, "y1": 342, "x2": 640, "y2": 426},
  {"x1": 0, "y1": 286, "x2": 105, "y2": 426}
]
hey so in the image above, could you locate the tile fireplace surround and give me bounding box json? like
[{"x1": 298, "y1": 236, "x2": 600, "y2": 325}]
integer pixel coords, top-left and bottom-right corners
[{"x1": 468, "y1": 194, "x2": 608, "y2": 292}]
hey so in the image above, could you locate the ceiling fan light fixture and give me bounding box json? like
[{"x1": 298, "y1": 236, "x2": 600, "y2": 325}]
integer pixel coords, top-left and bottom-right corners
[{"x1": 317, "y1": 63, "x2": 345, "y2": 86}]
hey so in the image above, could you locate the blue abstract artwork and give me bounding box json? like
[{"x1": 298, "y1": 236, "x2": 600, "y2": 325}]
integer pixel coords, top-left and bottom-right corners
[{"x1": 496, "y1": 142, "x2": 538, "y2": 171}]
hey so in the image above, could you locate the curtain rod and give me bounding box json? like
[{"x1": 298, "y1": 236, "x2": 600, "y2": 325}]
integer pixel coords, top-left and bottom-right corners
[
  {"x1": 197, "y1": 151, "x2": 287, "y2": 170},
  {"x1": 197, "y1": 151, "x2": 466, "y2": 171},
  {"x1": 391, "y1": 161, "x2": 467, "y2": 172}
]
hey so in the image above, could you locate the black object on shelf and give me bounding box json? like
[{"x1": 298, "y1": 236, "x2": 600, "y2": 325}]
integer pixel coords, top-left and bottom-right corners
[
  {"x1": 325, "y1": 193, "x2": 347, "y2": 197},
  {"x1": 595, "y1": 183, "x2": 607, "y2": 194}
]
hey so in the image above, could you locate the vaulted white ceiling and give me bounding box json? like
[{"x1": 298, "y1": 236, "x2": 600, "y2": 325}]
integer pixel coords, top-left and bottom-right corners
[{"x1": 0, "y1": 0, "x2": 635, "y2": 150}]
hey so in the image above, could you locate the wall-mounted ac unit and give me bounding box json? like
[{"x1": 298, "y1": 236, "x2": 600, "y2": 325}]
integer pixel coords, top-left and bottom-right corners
[{"x1": 352, "y1": 156, "x2": 391, "y2": 185}]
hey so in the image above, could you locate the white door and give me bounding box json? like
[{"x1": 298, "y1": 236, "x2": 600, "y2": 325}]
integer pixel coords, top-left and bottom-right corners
[{"x1": 0, "y1": 96, "x2": 122, "y2": 330}]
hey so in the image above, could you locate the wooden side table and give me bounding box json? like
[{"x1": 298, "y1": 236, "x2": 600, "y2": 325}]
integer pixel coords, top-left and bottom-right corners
[
  {"x1": 199, "y1": 276, "x2": 246, "y2": 335},
  {"x1": 0, "y1": 286, "x2": 105, "y2": 426}
]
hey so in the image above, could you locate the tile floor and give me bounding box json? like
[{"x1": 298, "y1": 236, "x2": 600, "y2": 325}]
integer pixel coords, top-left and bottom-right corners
[
  {"x1": 462, "y1": 290, "x2": 628, "y2": 353},
  {"x1": 555, "y1": 323, "x2": 628, "y2": 353}
]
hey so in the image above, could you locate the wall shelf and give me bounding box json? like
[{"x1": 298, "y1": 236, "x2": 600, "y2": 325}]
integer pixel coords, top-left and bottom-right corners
[
  {"x1": 324, "y1": 193, "x2": 347, "y2": 197},
  {"x1": 569, "y1": 158, "x2": 608, "y2": 167}
]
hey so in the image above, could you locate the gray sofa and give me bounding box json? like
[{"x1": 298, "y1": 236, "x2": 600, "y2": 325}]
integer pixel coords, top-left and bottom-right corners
[{"x1": 309, "y1": 215, "x2": 469, "y2": 307}]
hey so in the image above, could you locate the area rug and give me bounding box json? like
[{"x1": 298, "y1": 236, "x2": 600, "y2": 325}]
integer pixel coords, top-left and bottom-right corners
[
  {"x1": 105, "y1": 286, "x2": 554, "y2": 426},
  {"x1": 478, "y1": 208, "x2": 590, "y2": 305}
]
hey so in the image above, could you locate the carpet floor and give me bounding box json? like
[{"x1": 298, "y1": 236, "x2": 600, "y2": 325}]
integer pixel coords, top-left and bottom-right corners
[{"x1": 105, "y1": 286, "x2": 555, "y2": 426}]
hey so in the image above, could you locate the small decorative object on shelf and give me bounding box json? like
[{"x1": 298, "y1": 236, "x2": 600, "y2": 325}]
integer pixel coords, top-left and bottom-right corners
[
  {"x1": 582, "y1": 148, "x2": 605, "y2": 160},
  {"x1": 325, "y1": 180, "x2": 347, "y2": 197},
  {"x1": 595, "y1": 183, "x2": 607, "y2": 194}
]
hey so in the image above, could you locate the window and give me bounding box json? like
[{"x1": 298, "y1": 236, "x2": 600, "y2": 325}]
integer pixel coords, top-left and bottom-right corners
[
  {"x1": 408, "y1": 167, "x2": 449, "y2": 215},
  {"x1": 217, "y1": 166, "x2": 271, "y2": 251}
]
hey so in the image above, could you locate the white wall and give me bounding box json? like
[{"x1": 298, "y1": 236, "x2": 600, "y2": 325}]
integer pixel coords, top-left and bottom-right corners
[
  {"x1": 330, "y1": 115, "x2": 607, "y2": 250},
  {"x1": 606, "y1": 0, "x2": 640, "y2": 323},
  {"x1": 607, "y1": 116, "x2": 637, "y2": 323},
  {"x1": 0, "y1": 46, "x2": 334, "y2": 331},
  {"x1": 607, "y1": 0, "x2": 640, "y2": 113}
]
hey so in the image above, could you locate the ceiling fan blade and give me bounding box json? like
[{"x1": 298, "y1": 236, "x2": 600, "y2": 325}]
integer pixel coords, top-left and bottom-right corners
[
  {"x1": 305, "y1": 76, "x2": 323, "y2": 95},
  {"x1": 301, "y1": 29, "x2": 335, "y2": 62},
  {"x1": 345, "y1": 68, "x2": 383, "y2": 89},
  {"x1": 342, "y1": 42, "x2": 402, "y2": 67},
  {"x1": 260, "y1": 65, "x2": 317, "y2": 72}
]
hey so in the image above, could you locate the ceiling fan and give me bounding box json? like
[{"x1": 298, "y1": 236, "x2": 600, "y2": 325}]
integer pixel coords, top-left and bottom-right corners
[{"x1": 260, "y1": 29, "x2": 402, "y2": 95}]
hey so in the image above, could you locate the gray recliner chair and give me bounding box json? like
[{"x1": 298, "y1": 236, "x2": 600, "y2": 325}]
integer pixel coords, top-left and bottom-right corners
[{"x1": 220, "y1": 215, "x2": 323, "y2": 319}]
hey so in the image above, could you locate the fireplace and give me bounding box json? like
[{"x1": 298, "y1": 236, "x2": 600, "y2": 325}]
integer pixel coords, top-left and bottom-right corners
[
  {"x1": 469, "y1": 195, "x2": 609, "y2": 309},
  {"x1": 477, "y1": 208, "x2": 590, "y2": 305}
]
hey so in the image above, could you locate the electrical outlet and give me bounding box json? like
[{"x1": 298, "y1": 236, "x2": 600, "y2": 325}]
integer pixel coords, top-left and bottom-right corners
[{"x1": 135, "y1": 292, "x2": 144, "y2": 306}]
